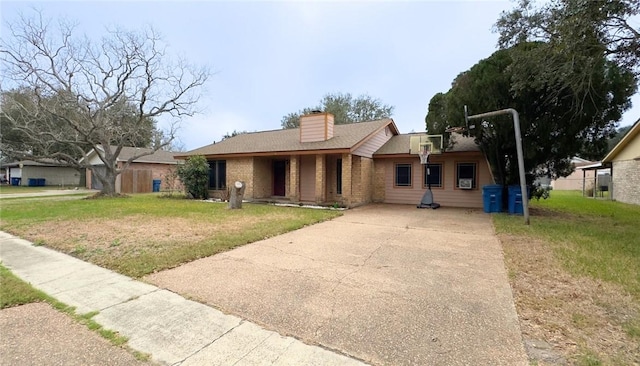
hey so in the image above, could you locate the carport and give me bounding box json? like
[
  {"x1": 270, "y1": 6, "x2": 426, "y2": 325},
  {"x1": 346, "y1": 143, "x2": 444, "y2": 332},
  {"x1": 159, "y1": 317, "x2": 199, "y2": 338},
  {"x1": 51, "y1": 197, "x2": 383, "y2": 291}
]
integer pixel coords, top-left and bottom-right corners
[{"x1": 578, "y1": 162, "x2": 612, "y2": 198}]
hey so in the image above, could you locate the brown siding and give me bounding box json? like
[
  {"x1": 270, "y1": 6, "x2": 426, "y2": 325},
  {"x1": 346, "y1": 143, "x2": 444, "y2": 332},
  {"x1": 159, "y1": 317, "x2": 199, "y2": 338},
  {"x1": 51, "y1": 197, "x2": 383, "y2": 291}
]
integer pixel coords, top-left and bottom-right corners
[
  {"x1": 299, "y1": 155, "x2": 316, "y2": 201},
  {"x1": 380, "y1": 152, "x2": 492, "y2": 208},
  {"x1": 299, "y1": 114, "x2": 334, "y2": 142},
  {"x1": 112, "y1": 162, "x2": 180, "y2": 193},
  {"x1": 352, "y1": 127, "x2": 393, "y2": 158}
]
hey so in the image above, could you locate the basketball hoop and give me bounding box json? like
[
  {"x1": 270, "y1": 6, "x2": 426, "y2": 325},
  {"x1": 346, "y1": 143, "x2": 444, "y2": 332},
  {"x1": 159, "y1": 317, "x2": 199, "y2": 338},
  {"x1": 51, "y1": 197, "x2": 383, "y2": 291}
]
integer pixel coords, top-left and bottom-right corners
[{"x1": 418, "y1": 150, "x2": 430, "y2": 165}]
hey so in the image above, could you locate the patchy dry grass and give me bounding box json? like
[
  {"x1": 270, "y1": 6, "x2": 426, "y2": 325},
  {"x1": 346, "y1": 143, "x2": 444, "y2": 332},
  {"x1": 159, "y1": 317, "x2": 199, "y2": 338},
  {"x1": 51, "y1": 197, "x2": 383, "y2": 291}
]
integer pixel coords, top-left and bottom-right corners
[
  {"x1": 495, "y1": 191, "x2": 640, "y2": 365},
  {"x1": 0, "y1": 195, "x2": 341, "y2": 277}
]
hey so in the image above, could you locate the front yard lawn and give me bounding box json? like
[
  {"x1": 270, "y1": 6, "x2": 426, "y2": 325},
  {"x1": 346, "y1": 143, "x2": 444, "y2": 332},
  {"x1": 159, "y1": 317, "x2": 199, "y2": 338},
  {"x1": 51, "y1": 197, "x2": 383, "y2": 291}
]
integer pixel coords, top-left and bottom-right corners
[
  {"x1": 0, "y1": 185, "x2": 51, "y2": 195},
  {"x1": 494, "y1": 191, "x2": 639, "y2": 365},
  {"x1": 0, "y1": 195, "x2": 342, "y2": 277}
]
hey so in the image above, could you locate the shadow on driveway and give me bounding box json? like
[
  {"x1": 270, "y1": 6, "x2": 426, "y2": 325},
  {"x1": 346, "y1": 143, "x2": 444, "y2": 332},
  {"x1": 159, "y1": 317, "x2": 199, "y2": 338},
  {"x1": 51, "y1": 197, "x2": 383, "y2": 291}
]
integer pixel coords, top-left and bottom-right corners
[{"x1": 146, "y1": 204, "x2": 528, "y2": 366}]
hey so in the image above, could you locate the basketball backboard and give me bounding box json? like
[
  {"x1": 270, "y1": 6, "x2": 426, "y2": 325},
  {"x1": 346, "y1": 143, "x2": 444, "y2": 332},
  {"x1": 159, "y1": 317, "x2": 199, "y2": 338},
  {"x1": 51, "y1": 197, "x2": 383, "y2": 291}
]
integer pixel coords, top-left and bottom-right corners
[{"x1": 409, "y1": 134, "x2": 443, "y2": 155}]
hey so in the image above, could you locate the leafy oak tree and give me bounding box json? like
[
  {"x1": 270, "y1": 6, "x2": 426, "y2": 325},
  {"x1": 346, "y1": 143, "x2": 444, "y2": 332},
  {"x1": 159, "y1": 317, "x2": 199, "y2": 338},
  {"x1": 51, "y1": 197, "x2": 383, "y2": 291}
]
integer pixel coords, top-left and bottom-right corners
[
  {"x1": 0, "y1": 11, "x2": 208, "y2": 196},
  {"x1": 425, "y1": 43, "x2": 636, "y2": 186},
  {"x1": 281, "y1": 92, "x2": 394, "y2": 129}
]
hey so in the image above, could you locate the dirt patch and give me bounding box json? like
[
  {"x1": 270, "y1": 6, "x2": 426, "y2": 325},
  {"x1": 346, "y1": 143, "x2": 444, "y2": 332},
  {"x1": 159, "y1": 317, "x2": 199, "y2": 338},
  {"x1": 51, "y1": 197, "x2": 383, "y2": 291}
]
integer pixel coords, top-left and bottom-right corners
[
  {"x1": 11, "y1": 211, "x2": 301, "y2": 276},
  {"x1": 500, "y1": 233, "x2": 640, "y2": 365},
  {"x1": 25, "y1": 215, "x2": 248, "y2": 252},
  {"x1": 528, "y1": 207, "x2": 573, "y2": 219}
]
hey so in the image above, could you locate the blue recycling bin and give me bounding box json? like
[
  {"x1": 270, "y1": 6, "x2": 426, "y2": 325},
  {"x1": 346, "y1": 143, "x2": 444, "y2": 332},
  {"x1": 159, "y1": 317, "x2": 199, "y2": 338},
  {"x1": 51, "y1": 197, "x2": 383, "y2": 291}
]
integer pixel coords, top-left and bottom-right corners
[
  {"x1": 152, "y1": 179, "x2": 161, "y2": 192},
  {"x1": 508, "y1": 185, "x2": 530, "y2": 215},
  {"x1": 28, "y1": 178, "x2": 38, "y2": 187},
  {"x1": 482, "y1": 185, "x2": 503, "y2": 213},
  {"x1": 11, "y1": 177, "x2": 21, "y2": 186},
  {"x1": 38, "y1": 178, "x2": 46, "y2": 186}
]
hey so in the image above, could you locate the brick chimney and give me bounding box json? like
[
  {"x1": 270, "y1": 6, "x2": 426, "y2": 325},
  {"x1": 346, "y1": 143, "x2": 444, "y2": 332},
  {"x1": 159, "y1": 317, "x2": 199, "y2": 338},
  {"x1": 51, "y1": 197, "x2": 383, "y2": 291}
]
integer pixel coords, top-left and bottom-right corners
[{"x1": 300, "y1": 111, "x2": 334, "y2": 142}]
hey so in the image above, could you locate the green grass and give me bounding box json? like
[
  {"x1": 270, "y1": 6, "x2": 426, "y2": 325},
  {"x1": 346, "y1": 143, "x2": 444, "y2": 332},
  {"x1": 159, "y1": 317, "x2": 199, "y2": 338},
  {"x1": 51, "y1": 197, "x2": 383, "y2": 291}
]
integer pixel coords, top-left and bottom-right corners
[
  {"x1": 0, "y1": 194, "x2": 342, "y2": 277},
  {"x1": 494, "y1": 190, "x2": 640, "y2": 299},
  {"x1": 0, "y1": 264, "x2": 54, "y2": 308},
  {"x1": 0, "y1": 185, "x2": 51, "y2": 194}
]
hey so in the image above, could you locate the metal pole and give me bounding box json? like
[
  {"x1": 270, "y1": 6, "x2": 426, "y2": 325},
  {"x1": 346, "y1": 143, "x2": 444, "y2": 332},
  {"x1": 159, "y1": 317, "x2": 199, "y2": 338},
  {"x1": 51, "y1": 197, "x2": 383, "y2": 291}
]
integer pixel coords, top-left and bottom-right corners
[{"x1": 465, "y1": 107, "x2": 530, "y2": 225}]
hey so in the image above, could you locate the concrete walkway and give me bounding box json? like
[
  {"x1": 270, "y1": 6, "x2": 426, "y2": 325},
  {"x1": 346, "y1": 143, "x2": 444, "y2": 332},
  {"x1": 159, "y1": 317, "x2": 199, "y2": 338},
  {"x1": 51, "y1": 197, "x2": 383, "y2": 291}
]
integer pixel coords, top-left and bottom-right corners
[{"x1": 0, "y1": 231, "x2": 366, "y2": 366}]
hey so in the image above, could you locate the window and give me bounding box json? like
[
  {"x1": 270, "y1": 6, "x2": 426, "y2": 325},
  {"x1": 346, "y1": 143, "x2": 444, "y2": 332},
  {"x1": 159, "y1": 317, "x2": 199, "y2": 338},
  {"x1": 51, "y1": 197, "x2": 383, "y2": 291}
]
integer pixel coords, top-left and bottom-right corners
[
  {"x1": 336, "y1": 158, "x2": 343, "y2": 195},
  {"x1": 208, "y1": 160, "x2": 226, "y2": 190},
  {"x1": 423, "y1": 163, "x2": 443, "y2": 188},
  {"x1": 456, "y1": 162, "x2": 477, "y2": 189},
  {"x1": 395, "y1": 163, "x2": 412, "y2": 187}
]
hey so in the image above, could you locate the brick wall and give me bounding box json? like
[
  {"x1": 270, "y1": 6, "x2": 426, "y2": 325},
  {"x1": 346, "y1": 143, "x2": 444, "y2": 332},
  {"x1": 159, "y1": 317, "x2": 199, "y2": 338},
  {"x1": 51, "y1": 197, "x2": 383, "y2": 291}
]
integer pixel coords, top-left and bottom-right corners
[
  {"x1": 222, "y1": 157, "x2": 254, "y2": 199},
  {"x1": 288, "y1": 156, "x2": 299, "y2": 201},
  {"x1": 252, "y1": 158, "x2": 272, "y2": 199},
  {"x1": 613, "y1": 159, "x2": 640, "y2": 205},
  {"x1": 373, "y1": 160, "x2": 385, "y2": 202},
  {"x1": 341, "y1": 154, "x2": 352, "y2": 206},
  {"x1": 315, "y1": 155, "x2": 326, "y2": 203},
  {"x1": 351, "y1": 156, "x2": 362, "y2": 204},
  {"x1": 359, "y1": 157, "x2": 373, "y2": 204}
]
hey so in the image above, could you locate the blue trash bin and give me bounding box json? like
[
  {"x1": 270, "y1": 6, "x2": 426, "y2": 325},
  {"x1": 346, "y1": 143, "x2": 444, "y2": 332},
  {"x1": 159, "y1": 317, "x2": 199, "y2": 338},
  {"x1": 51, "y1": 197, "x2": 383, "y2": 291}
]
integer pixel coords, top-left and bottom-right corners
[
  {"x1": 482, "y1": 185, "x2": 503, "y2": 213},
  {"x1": 508, "y1": 185, "x2": 530, "y2": 215},
  {"x1": 38, "y1": 178, "x2": 46, "y2": 186},
  {"x1": 152, "y1": 179, "x2": 161, "y2": 192},
  {"x1": 11, "y1": 177, "x2": 21, "y2": 186},
  {"x1": 28, "y1": 178, "x2": 38, "y2": 187}
]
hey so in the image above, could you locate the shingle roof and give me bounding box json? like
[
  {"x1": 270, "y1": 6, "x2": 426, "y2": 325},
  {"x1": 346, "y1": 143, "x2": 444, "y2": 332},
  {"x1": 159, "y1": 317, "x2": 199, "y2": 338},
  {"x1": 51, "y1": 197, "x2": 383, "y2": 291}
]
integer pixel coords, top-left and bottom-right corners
[
  {"x1": 178, "y1": 119, "x2": 394, "y2": 157},
  {"x1": 374, "y1": 132, "x2": 479, "y2": 155},
  {"x1": 115, "y1": 146, "x2": 181, "y2": 164},
  {"x1": 2, "y1": 159, "x2": 64, "y2": 167}
]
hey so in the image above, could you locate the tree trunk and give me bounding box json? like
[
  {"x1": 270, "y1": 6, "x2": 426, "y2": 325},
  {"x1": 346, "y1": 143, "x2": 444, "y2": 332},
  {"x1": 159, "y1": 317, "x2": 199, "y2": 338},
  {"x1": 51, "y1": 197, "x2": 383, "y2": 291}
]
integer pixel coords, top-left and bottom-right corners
[
  {"x1": 91, "y1": 165, "x2": 119, "y2": 196},
  {"x1": 228, "y1": 181, "x2": 246, "y2": 209}
]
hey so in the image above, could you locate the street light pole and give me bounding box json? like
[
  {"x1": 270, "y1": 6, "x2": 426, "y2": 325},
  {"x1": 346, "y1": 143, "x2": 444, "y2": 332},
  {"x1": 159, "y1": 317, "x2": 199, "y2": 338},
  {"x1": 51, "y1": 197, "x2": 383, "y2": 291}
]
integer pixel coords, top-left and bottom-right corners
[{"x1": 465, "y1": 107, "x2": 530, "y2": 225}]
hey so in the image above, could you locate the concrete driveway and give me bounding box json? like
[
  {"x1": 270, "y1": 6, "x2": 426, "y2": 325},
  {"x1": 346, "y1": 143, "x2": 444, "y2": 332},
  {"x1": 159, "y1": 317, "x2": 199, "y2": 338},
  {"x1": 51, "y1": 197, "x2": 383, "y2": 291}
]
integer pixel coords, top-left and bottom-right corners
[{"x1": 146, "y1": 204, "x2": 528, "y2": 365}]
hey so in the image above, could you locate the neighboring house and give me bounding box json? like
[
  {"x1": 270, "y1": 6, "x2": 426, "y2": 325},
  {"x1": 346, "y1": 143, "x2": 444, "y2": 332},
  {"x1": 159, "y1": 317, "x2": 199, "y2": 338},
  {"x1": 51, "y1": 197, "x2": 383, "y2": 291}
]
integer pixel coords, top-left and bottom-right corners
[
  {"x1": 176, "y1": 112, "x2": 494, "y2": 208},
  {"x1": 550, "y1": 157, "x2": 599, "y2": 191},
  {"x1": 602, "y1": 120, "x2": 640, "y2": 205},
  {"x1": 83, "y1": 146, "x2": 182, "y2": 194},
  {"x1": 3, "y1": 159, "x2": 82, "y2": 187}
]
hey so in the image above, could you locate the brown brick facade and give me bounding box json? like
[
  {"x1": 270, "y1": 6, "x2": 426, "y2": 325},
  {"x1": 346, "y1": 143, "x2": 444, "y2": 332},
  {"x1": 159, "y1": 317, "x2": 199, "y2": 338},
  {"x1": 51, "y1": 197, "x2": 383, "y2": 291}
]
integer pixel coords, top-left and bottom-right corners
[
  {"x1": 341, "y1": 154, "x2": 352, "y2": 206},
  {"x1": 252, "y1": 158, "x2": 272, "y2": 199},
  {"x1": 613, "y1": 159, "x2": 640, "y2": 205},
  {"x1": 373, "y1": 161, "x2": 386, "y2": 202},
  {"x1": 219, "y1": 157, "x2": 253, "y2": 199}
]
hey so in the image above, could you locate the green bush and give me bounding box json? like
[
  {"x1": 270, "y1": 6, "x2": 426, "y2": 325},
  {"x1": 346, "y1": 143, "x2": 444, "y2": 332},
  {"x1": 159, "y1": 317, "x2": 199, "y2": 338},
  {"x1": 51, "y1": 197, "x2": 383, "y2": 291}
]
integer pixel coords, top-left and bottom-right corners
[
  {"x1": 177, "y1": 155, "x2": 209, "y2": 199},
  {"x1": 531, "y1": 184, "x2": 552, "y2": 201}
]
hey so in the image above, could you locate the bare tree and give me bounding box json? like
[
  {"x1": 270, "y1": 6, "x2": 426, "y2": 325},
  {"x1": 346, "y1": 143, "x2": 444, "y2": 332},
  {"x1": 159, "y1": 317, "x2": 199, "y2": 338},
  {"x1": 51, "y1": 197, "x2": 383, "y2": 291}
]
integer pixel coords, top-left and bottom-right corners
[{"x1": 0, "y1": 11, "x2": 208, "y2": 196}]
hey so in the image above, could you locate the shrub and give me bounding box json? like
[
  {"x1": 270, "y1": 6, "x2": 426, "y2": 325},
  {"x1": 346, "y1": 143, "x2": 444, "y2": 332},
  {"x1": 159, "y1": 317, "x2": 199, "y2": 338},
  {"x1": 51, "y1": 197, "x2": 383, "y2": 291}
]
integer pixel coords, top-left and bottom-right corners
[
  {"x1": 177, "y1": 155, "x2": 209, "y2": 199},
  {"x1": 531, "y1": 184, "x2": 552, "y2": 201}
]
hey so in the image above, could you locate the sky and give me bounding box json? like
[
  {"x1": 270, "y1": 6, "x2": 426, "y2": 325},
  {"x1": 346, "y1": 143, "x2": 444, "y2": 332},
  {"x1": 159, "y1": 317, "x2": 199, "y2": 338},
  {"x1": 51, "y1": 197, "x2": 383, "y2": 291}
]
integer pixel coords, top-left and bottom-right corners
[{"x1": 2, "y1": 1, "x2": 639, "y2": 151}]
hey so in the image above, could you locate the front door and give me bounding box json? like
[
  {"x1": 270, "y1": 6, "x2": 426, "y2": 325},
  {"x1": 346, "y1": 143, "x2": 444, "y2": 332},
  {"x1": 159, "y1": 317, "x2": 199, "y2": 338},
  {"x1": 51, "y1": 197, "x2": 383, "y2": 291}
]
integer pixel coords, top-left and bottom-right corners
[{"x1": 273, "y1": 160, "x2": 286, "y2": 196}]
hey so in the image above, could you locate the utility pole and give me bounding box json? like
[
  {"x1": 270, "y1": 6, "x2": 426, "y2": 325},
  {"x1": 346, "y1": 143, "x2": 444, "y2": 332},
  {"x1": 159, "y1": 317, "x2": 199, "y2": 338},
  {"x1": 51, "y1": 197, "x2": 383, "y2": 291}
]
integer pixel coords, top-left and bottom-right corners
[{"x1": 465, "y1": 106, "x2": 530, "y2": 225}]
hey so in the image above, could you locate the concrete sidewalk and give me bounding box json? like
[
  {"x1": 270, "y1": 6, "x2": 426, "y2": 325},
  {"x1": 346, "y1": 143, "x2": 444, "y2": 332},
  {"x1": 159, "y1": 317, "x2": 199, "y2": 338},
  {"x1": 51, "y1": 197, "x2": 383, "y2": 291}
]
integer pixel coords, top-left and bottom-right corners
[{"x1": 0, "y1": 231, "x2": 366, "y2": 366}]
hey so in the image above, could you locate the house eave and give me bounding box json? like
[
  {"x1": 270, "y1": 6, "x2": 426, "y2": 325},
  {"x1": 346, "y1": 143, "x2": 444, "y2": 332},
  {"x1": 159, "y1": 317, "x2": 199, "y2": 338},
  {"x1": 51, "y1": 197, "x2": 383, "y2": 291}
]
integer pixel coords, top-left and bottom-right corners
[
  {"x1": 602, "y1": 120, "x2": 640, "y2": 163},
  {"x1": 176, "y1": 148, "x2": 353, "y2": 160}
]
